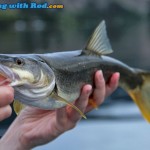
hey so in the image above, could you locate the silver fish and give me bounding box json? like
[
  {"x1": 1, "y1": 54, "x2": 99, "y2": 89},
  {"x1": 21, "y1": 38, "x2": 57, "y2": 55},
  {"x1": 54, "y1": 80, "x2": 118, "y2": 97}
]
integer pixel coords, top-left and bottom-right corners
[{"x1": 0, "y1": 20, "x2": 150, "y2": 121}]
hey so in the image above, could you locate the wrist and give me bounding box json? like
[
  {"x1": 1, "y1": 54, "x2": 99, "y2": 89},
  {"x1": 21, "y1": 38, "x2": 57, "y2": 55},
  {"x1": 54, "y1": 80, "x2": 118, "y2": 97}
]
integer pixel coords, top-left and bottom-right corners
[
  {"x1": 0, "y1": 133, "x2": 23, "y2": 150},
  {"x1": 0, "y1": 119, "x2": 30, "y2": 150}
]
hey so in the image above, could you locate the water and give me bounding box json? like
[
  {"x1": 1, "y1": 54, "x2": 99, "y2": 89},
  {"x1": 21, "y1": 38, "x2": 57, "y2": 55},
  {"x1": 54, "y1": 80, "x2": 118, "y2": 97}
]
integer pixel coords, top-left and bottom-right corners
[
  {"x1": 34, "y1": 119, "x2": 150, "y2": 150},
  {"x1": 33, "y1": 102, "x2": 149, "y2": 150}
]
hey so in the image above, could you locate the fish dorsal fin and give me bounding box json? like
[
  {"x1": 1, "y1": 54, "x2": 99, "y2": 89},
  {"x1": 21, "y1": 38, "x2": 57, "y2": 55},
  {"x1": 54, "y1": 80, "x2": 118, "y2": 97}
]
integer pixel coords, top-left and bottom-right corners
[{"x1": 82, "y1": 20, "x2": 113, "y2": 56}]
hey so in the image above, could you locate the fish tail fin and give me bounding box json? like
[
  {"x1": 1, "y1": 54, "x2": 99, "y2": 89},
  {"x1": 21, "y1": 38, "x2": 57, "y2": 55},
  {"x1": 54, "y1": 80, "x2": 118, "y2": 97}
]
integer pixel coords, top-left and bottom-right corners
[{"x1": 125, "y1": 69, "x2": 150, "y2": 122}]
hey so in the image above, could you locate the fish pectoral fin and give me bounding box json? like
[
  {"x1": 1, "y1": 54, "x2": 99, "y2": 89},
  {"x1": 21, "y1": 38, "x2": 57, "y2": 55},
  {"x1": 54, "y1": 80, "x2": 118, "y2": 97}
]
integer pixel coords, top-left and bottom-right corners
[
  {"x1": 51, "y1": 92, "x2": 87, "y2": 119},
  {"x1": 13, "y1": 100, "x2": 26, "y2": 115},
  {"x1": 82, "y1": 20, "x2": 113, "y2": 56}
]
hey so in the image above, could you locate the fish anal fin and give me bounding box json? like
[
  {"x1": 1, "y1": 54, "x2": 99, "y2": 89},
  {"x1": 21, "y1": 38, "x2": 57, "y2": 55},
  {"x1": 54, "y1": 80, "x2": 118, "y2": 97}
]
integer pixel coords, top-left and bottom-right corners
[
  {"x1": 13, "y1": 100, "x2": 26, "y2": 115},
  {"x1": 88, "y1": 98, "x2": 98, "y2": 109},
  {"x1": 82, "y1": 20, "x2": 113, "y2": 56},
  {"x1": 51, "y1": 92, "x2": 87, "y2": 119}
]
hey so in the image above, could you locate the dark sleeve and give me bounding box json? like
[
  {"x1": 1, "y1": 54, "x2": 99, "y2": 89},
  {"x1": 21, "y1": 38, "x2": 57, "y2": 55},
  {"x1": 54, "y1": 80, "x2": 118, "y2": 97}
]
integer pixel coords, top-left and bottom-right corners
[{"x1": 0, "y1": 104, "x2": 16, "y2": 138}]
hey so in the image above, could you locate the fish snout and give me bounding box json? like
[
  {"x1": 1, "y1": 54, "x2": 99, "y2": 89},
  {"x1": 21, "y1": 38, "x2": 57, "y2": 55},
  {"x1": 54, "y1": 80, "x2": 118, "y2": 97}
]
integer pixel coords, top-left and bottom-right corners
[{"x1": 0, "y1": 64, "x2": 20, "y2": 85}]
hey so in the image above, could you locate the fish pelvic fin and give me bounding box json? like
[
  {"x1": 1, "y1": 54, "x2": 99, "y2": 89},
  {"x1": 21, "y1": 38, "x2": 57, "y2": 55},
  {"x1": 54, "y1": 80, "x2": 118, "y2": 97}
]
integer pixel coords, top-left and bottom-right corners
[
  {"x1": 82, "y1": 20, "x2": 113, "y2": 56},
  {"x1": 126, "y1": 70, "x2": 150, "y2": 122},
  {"x1": 51, "y1": 92, "x2": 87, "y2": 119},
  {"x1": 13, "y1": 100, "x2": 26, "y2": 115}
]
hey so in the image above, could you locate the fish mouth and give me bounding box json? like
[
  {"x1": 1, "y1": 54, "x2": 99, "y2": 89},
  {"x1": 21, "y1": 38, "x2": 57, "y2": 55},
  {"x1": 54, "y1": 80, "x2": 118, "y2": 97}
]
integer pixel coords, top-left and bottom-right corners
[{"x1": 0, "y1": 64, "x2": 20, "y2": 86}]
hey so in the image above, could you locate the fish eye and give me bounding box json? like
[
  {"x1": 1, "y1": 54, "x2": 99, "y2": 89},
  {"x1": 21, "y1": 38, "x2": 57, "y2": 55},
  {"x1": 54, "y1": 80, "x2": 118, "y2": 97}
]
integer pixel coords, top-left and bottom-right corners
[
  {"x1": 15, "y1": 58, "x2": 24, "y2": 66},
  {"x1": 40, "y1": 60, "x2": 45, "y2": 63}
]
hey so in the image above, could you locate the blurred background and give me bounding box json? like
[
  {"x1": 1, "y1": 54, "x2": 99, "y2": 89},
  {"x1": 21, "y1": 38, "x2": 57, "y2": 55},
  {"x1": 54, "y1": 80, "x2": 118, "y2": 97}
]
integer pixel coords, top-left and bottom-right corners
[{"x1": 0, "y1": 0, "x2": 150, "y2": 150}]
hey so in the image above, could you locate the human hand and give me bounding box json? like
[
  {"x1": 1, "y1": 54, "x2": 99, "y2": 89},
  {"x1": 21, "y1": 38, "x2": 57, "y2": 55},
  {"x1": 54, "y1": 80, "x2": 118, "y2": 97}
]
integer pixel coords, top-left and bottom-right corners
[
  {"x1": 0, "y1": 76, "x2": 14, "y2": 121},
  {"x1": 0, "y1": 71, "x2": 119, "y2": 150},
  {"x1": 85, "y1": 70, "x2": 119, "y2": 112}
]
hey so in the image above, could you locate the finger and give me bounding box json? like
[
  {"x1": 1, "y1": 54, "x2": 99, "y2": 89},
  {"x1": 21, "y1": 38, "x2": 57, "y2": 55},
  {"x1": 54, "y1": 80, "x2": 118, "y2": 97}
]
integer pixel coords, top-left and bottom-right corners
[
  {"x1": 0, "y1": 105, "x2": 12, "y2": 121},
  {"x1": 94, "y1": 70, "x2": 105, "y2": 102},
  {"x1": 69, "y1": 85, "x2": 92, "y2": 123},
  {"x1": 0, "y1": 86, "x2": 14, "y2": 107},
  {"x1": 105, "y1": 72, "x2": 120, "y2": 97},
  {"x1": 85, "y1": 70, "x2": 106, "y2": 112},
  {"x1": 55, "y1": 85, "x2": 92, "y2": 132},
  {"x1": 56, "y1": 107, "x2": 67, "y2": 127}
]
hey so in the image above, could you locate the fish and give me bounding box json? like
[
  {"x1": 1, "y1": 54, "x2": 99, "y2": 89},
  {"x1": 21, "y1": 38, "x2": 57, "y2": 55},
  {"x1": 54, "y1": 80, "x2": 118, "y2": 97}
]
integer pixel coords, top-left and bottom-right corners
[{"x1": 0, "y1": 20, "x2": 150, "y2": 122}]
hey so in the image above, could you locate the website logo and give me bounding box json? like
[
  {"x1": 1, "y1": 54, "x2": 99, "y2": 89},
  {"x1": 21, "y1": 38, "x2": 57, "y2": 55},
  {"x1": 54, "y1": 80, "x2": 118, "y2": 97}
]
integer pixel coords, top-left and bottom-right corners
[{"x1": 0, "y1": 2, "x2": 64, "y2": 10}]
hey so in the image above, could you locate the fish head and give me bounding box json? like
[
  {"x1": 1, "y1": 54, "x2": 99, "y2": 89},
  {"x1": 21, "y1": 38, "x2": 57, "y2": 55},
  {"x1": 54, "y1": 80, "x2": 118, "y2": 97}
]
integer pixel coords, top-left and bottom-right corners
[
  {"x1": 0, "y1": 55, "x2": 55, "y2": 102},
  {"x1": 0, "y1": 55, "x2": 44, "y2": 84}
]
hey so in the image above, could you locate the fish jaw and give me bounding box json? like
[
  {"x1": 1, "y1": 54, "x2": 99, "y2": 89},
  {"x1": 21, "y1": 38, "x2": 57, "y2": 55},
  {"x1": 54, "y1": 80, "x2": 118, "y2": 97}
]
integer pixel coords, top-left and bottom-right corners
[
  {"x1": 0, "y1": 64, "x2": 20, "y2": 86},
  {"x1": 10, "y1": 68, "x2": 35, "y2": 86},
  {"x1": 0, "y1": 64, "x2": 33, "y2": 87}
]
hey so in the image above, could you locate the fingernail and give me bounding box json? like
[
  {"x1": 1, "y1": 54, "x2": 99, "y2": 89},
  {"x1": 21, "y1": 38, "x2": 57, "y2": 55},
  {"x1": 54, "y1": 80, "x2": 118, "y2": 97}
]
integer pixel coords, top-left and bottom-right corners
[
  {"x1": 98, "y1": 70, "x2": 103, "y2": 77},
  {"x1": 115, "y1": 72, "x2": 120, "y2": 79},
  {"x1": 86, "y1": 85, "x2": 92, "y2": 94}
]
